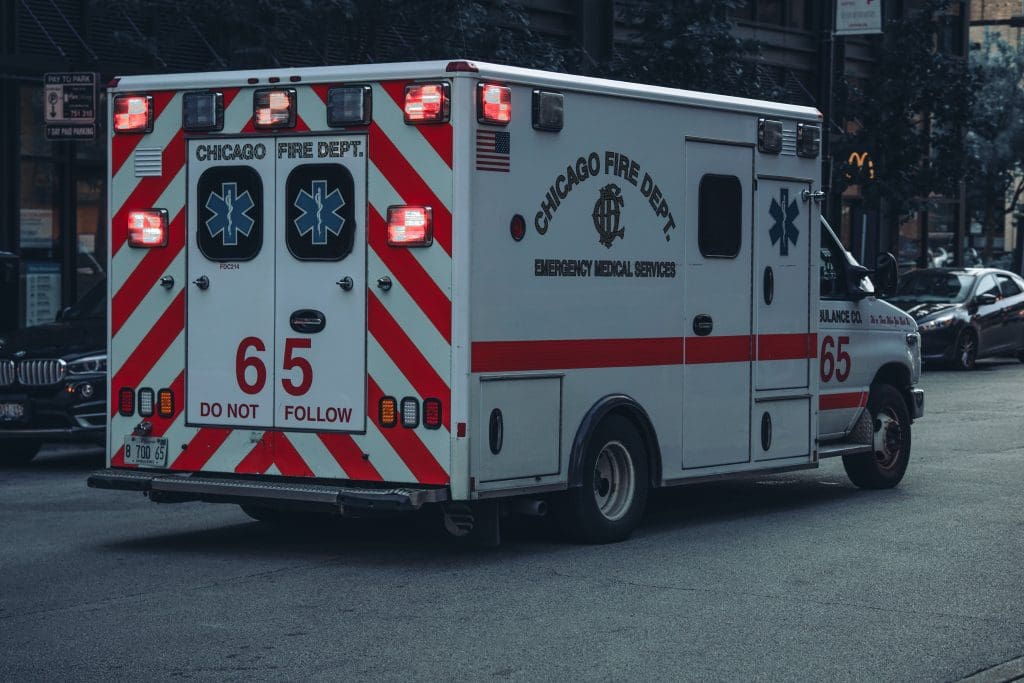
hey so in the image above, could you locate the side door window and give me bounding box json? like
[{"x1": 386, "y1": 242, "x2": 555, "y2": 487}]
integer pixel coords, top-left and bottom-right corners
[
  {"x1": 819, "y1": 223, "x2": 848, "y2": 299},
  {"x1": 998, "y1": 275, "x2": 1022, "y2": 298},
  {"x1": 976, "y1": 274, "x2": 1000, "y2": 301}
]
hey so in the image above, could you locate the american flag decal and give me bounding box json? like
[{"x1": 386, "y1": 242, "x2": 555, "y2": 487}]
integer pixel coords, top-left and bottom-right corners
[{"x1": 476, "y1": 130, "x2": 510, "y2": 172}]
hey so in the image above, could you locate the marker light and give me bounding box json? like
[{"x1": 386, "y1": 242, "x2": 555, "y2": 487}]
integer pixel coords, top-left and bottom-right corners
[
  {"x1": 797, "y1": 123, "x2": 821, "y2": 158},
  {"x1": 157, "y1": 388, "x2": 175, "y2": 417},
  {"x1": 127, "y1": 209, "x2": 169, "y2": 248},
  {"x1": 253, "y1": 88, "x2": 296, "y2": 129},
  {"x1": 478, "y1": 83, "x2": 511, "y2": 125},
  {"x1": 404, "y1": 82, "x2": 450, "y2": 123},
  {"x1": 327, "y1": 85, "x2": 372, "y2": 127},
  {"x1": 183, "y1": 91, "x2": 223, "y2": 131},
  {"x1": 113, "y1": 94, "x2": 153, "y2": 134},
  {"x1": 758, "y1": 118, "x2": 783, "y2": 154},
  {"x1": 118, "y1": 387, "x2": 135, "y2": 417},
  {"x1": 400, "y1": 397, "x2": 419, "y2": 429},
  {"x1": 423, "y1": 398, "x2": 442, "y2": 430},
  {"x1": 532, "y1": 90, "x2": 563, "y2": 132},
  {"x1": 510, "y1": 214, "x2": 526, "y2": 242},
  {"x1": 137, "y1": 388, "x2": 155, "y2": 417},
  {"x1": 379, "y1": 396, "x2": 397, "y2": 428},
  {"x1": 386, "y1": 206, "x2": 433, "y2": 247}
]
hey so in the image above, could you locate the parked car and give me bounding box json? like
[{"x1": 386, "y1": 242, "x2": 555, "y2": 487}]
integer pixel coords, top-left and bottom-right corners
[
  {"x1": 0, "y1": 279, "x2": 106, "y2": 464},
  {"x1": 887, "y1": 268, "x2": 1024, "y2": 370}
]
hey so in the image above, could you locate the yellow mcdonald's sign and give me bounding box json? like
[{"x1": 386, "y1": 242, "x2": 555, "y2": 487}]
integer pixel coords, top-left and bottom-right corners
[{"x1": 847, "y1": 151, "x2": 875, "y2": 181}]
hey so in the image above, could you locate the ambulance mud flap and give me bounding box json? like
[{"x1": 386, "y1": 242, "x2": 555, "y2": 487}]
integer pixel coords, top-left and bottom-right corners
[
  {"x1": 87, "y1": 469, "x2": 447, "y2": 513},
  {"x1": 567, "y1": 395, "x2": 662, "y2": 488}
]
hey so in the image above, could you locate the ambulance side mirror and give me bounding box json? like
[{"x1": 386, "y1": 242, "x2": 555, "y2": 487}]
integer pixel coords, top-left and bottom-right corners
[{"x1": 871, "y1": 252, "x2": 899, "y2": 299}]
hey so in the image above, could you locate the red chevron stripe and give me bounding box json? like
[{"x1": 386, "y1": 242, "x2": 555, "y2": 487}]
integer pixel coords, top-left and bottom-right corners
[
  {"x1": 368, "y1": 122, "x2": 452, "y2": 254},
  {"x1": 367, "y1": 206, "x2": 451, "y2": 343},
  {"x1": 317, "y1": 432, "x2": 384, "y2": 481},
  {"x1": 234, "y1": 432, "x2": 315, "y2": 477},
  {"x1": 379, "y1": 80, "x2": 453, "y2": 168},
  {"x1": 111, "y1": 209, "x2": 184, "y2": 337},
  {"x1": 368, "y1": 376, "x2": 449, "y2": 485},
  {"x1": 368, "y1": 293, "x2": 451, "y2": 431},
  {"x1": 232, "y1": 432, "x2": 274, "y2": 474},
  {"x1": 111, "y1": 127, "x2": 187, "y2": 256},
  {"x1": 170, "y1": 426, "x2": 232, "y2": 471},
  {"x1": 110, "y1": 290, "x2": 184, "y2": 411},
  {"x1": 111, "y1": 91, "x2": 176, "y2": 177}
]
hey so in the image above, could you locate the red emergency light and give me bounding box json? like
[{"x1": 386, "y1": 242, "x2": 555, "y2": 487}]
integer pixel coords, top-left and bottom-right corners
[
  {"x1": 127, "y1": 210, "x2": 168, "y2": 248},
  {"x1": 478, "y1": 83, "x2": 511, "y2": 125},
  {"x1": 404, "y1": 83, "x2": 449, "y2": 124},
  {"x1": 387, "y1": 206, "x2": 433, "y2": 247},
  {"x1": 253, "y1": 88, "x2": 296, "y2": 129},
  {"x1": 113, "y1": 94, "x2": 153, "y2": 134}
]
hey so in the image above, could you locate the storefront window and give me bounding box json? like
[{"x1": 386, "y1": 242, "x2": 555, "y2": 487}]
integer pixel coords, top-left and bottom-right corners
[{"x1": 898, "y1": 212, "x2": 923, "y2": 273}]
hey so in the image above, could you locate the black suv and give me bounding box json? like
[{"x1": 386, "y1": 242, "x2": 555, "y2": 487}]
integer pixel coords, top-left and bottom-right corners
[{"x1": 0, "y1": 279, "x2": 106, "y2": 464}]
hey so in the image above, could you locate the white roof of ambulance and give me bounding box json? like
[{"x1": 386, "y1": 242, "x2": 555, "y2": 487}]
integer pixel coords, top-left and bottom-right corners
[{"x1": 113, "y1": 59, "x2": 822, "y2": 121}]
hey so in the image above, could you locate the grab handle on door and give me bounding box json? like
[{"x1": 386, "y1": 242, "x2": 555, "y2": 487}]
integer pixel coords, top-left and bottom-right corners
[
  {"x1": 193, "y1": 275, "x2": 209, "y2": 290},
  {"x1": 376, "y1": 276, "x2": 392, "y2": 292},
  {"x1": 337, "y1": 276, "x2": 354, "y2": 291}
]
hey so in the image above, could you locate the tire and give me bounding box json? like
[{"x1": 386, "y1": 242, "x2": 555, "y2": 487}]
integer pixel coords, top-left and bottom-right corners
[
  {"x1": 0, "y1": 440, "x2": 42, "y2": 465},
  {"x1": 239, "y1": 504, "x2": 333, "y2": 526},
  {"x1": 842, "y1": 384, "x2": 911, "y2": 489},
  {"x1": 557, "y1": 414, "x2": 649, "y2": 544},
  {"x1": 953, "y1": 329, "x2": 977, "y2": 370}
]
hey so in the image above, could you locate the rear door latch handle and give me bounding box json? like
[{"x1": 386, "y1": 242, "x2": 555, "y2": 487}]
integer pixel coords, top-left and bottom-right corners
[{"x1": 193, "y1": 275, "x2": 209, "y2": 290}]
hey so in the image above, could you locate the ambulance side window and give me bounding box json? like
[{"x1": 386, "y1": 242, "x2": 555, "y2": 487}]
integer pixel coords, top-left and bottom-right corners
[
  {"x1": 819, "y1": 223, "x2": 848, "y2": 299},
  {"x1": 698, "y1": 174, "x2": 742, "y2": 258}
]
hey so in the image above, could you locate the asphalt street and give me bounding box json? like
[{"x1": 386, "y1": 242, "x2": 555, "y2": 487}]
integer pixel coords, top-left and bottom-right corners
[{"x1": 2, "y1": 361, "x2": 1024, "y2": 681}]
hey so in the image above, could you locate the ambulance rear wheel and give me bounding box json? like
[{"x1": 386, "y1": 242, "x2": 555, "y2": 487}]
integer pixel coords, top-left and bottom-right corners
[
  {"x1": 558, "y1": 415, "x2": 649, "y2": 544},
  {"x1": 842, "y1": 384, "x2": 911, "y2": 489}
]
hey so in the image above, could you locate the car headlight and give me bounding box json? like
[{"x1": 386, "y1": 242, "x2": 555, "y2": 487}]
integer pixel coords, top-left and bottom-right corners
[
  {"x1": 917, "y1": 315, "x2": 956, "y2": 332},
  {"x1": 65, "y1": 354, "x2": 107, "y2": 375}
]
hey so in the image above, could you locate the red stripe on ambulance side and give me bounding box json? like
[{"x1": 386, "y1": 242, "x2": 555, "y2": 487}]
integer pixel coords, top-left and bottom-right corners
[
  {"x1": 369, "y1": 122, "x2": 452, "y2": 254},
  {"x1": 367, "y1": 207, "x2": 452, "y2": 343},
  {"x1": 368, "y1": 376, "x2": 449, "y2": 484},
  {"x1": 111, "y1": 209, "x2": 184, "y2": 336},
  {"x1": 171, "y1": 427, "x2": 232, "y2": 472},
  {"x1": 756, "y1": 333, "x2": 818, "y2": 361},
  {"x1": 368, "y1": 294, "x2": 451, "y2": 431},
  {"x1": 317, "y1": 433, "x2": 384, "y2": 481},
  {"x1": 819, "y1": 391, "x2": 869, "y2": 411},
  {"x1": 685, "y1": 335, "x2": 752, "y2": 364},
  {"x1": 111, "y1": 91, "x2": 176, "y2": 177},
  {"x1": 109, "y1": 290, "x2": 184, "y2": 409},
  {"x1": 111, "y1": 128, "x2": 187, "y2": 256},
  {"x1": 379, "y1": 80, "x2": 454, "y2": 168},
  {"x1": 471, "y1": 337, "x2": 684, "y2": 373}
]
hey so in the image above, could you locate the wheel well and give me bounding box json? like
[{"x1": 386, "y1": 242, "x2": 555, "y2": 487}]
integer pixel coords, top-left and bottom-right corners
[
  {"x1": 568, "y1": 395, "x2": 663, "y2": 489},
  {"x1": 872, "y1": 362, "x2": 914, "y2": 420}
]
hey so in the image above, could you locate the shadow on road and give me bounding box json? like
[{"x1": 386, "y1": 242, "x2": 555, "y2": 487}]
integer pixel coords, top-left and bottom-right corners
[{"x1": 0, "y1": 444, "x2": 105, "y2": 472}]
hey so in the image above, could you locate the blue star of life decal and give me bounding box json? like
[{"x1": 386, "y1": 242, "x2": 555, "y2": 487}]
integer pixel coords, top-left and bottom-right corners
[
  {"x1": 293, "y1": 180, "x2": 345, "y2": 246},
  {"x1": 769, "y1": 187, "x2": 800, "y2": 256},
  {"x1": 205, "y1": 182, "x2": 255, "y2": 246}
]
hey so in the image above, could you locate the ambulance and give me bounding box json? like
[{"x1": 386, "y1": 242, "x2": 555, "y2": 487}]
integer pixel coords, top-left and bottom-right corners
[{"x1": 88, "y1": 60, "x2": 924, "y2": 544}]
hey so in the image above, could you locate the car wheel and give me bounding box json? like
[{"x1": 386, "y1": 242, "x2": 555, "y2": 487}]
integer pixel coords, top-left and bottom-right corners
[
  {"x1": 0, "y1": 439, "x2": 42, "y2": 465},
  {"x1": 953, "y1": 329, "x2": 977, "y2": 370},
  {"x1": 842, "y1": 384, "x2": 911, "y2": 489},
  {"x1": 556, "y1": 414, "x2": 649, "y2": 544}
]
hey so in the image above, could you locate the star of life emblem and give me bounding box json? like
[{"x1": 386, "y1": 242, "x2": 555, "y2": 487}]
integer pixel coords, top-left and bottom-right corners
[
  {"x1": 769, "y1": 187, "x2": 800, "y2": 256},
  {"x1": 293, "y1": 180, "x2": 345, "y2": 246},
  {"x1": 205, "y1": 182, "x2": 256, "y2": 246}
]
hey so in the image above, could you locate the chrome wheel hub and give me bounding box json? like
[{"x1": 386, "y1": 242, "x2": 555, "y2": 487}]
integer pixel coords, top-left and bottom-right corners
[{"x1": 593, "y1": 441, "x2": 636, "y2": 522}]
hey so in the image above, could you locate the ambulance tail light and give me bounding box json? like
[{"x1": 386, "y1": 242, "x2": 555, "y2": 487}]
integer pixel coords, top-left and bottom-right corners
[
  {"x1": 477, "y1": 83, "x2": 511, "y2": 125},
  {"x1": 400, "y1": 397, "x2": 419, "y2": 429},
  {"x1": 423, "y1": 398, "x2": 442, "y2": 430},
  {"x1": 157, "y1": 388, "x2": 175, "y2": 417},
  {"x1": 118, "y1": 388, "x2": 135, "y2": 417},
  {"x1": 137, "y1": 388, "x2": 155, "y2": 417},
  {"x1": 404, "y1": 83, "x2": 450, "y2": 124},
  {"x1": 127, "y1": 209, "x2": 168, "y2": 248},
  {"x1": 379, "y1": 396, "x2": 398, "y2": 428},
  {"x1": 113, "y1": 94, "x2": 153, "y2": 134},
  {"x1": 387, "y1": 206, "x2": 433, "y2": 247},
  {"x1": 253, "y1": 88, "x2": 296, "y2": 129}
]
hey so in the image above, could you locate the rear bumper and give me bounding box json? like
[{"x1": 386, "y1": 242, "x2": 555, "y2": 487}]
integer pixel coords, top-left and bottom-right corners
[{"x1": 87, "y1": 469, "x2": 448, "y2": 514}]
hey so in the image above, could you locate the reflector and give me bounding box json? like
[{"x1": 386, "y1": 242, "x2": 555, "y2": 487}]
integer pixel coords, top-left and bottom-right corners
[
  {"x1": 127, "y1": 209, "x2": 169, "y2": 248},
  {"x1": 253, "y1": 88, "x2": 296, "y2": 129},
  {"x1": 113, "y1": 94, "x2": 153, "y2": 134},
  {"x1": 478, "y1": 83, "x2": 511, "y2": 125},
  {"x1": 404, "y1": 83, "x2": 450, "y2": 123},
  {"x1": 387, "y1": 206, "x2": 433, "y2": 247}
]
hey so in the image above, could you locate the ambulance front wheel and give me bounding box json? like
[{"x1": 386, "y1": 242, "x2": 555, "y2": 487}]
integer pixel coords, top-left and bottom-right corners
[
  {"x1": 558, "y1": 415, "x2": 649, "y2": 544},
  {"x1": 842, "y1": 383, "x2": 911, "y2": 489}
]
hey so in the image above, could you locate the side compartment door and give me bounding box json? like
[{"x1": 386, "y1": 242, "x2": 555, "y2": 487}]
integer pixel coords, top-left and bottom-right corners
[
  {"x1": 274, "y1": 136, "x2": 367, "y2": 432},
  {"x1": 186, "y1": 139, "x2": 276, "y2": 429},
  {"x1": 681, "y1": 141, "x2": 753, "y2": 469}
]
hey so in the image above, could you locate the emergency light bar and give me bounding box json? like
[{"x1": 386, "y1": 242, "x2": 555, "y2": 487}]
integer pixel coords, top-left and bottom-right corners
[
  {"x1": 183, "y1": 91, "x2": 224, "y2": 131},
  {"x1": 127, "y1": 209, "x2": 169, "y2": 248},
  {"x1": 404, "y1": 83, "x2": 450, "y2": 124},
  {"x1": 758, "y1": 118, "x2": 783, "y2": 154},
  {"x1": 532, "y1": 90, "x2": 563, "y2": 132},
  {"x1": 327, "y1": 85, "x2": 372, "y2": 127},
  {"x1": 113, "y1": 94, "x2": 153, "y2": 134},
  {"x1": 254, "y1": 88, "x2": 296, "y2": 129},
  {"x1": 478, "y1": 83, "x2": 511, "y2": 125},
  {"x1": 797, "y1": 123, "x2": 821, "y2": 158},
  {"x1": 387, "y1": 206, "x2": 433, "y2": 247}
]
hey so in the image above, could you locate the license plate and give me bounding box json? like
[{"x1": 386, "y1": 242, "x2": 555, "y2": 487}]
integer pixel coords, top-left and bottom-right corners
[
  {"x1": 123, "y1": 436, "x2": 169, "y2": 468},
  {"x1": 0, "y1": 402, "x2": 25, "y2": 421}
]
